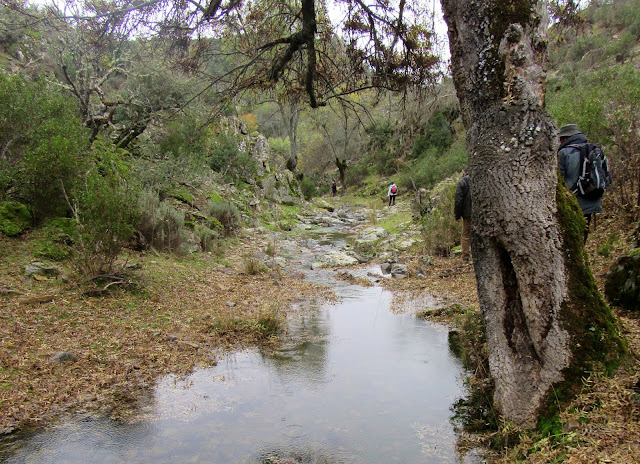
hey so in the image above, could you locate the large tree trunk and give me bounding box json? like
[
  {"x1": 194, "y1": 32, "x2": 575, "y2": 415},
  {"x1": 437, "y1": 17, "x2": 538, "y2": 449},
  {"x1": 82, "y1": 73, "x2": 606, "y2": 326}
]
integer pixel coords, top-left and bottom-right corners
[{"x1": 442, "y1": 0, "x2": 623, "y2": 427}]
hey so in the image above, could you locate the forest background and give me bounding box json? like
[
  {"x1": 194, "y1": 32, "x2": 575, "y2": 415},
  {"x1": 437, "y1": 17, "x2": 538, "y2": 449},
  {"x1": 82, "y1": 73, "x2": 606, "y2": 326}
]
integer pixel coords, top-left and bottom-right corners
[
  {"x1": 1, "y1": 0, "x2": 640, "y2": 461},
  {"x1": 1, "y1": 0, "x2": 639, "y2": 258}
]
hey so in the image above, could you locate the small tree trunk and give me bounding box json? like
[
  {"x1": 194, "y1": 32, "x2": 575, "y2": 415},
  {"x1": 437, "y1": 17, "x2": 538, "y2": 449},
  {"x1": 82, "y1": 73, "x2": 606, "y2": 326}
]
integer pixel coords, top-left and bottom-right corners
[{"x1": 335, "y1": 157, "x2": 347, "y2": 191}]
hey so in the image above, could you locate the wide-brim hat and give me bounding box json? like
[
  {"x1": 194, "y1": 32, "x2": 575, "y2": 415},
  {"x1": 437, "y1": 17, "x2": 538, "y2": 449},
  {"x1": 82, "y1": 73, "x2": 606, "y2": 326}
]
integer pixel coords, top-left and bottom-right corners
[{"x1": 558, "y1": 124, "x2": 581, "y2": 138}]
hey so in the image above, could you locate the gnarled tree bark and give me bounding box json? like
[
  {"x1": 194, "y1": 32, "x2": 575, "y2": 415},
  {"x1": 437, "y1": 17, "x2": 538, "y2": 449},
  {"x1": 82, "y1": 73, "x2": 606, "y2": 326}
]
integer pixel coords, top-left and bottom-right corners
[{"x1": 442, "y1": 0, "x2": 624, "y2": 427}]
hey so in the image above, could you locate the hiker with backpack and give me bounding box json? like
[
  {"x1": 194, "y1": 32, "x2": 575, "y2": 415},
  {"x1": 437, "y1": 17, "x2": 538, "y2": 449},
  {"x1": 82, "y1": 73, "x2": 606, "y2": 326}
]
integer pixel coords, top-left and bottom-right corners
[
  {"x1": 558, "y1": 123, "x2": 612, "y2": 243},
  {"x1": 388, "y1": 182, "x2": 398, "y2": 206},
  {"x1": 454, "y1": 166, "x2": 472, "y2": 263}
]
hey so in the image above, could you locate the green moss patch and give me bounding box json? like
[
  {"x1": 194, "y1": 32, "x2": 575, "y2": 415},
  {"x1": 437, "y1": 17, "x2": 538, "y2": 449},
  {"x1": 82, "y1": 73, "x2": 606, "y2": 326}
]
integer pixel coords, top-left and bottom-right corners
[
  {"x1": 0, "y1": 201, "x2": 31, "y2": 237},
  {"x1": 542, "y1": 181, "x2": 628, "y2": 425}
]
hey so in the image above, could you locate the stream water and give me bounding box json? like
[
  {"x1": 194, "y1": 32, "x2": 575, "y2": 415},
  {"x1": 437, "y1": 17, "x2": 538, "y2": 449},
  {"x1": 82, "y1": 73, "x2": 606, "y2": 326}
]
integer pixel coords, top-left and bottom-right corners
[{"x1": 1, "y1": 222, "x2": 478, "y2": 464}]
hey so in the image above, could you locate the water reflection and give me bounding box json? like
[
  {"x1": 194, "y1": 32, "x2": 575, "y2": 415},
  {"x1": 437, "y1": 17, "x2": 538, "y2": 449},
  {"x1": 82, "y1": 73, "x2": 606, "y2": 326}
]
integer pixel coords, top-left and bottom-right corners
[{"x1": 1, "y1": 261, "x2": 476, "y2": 463}]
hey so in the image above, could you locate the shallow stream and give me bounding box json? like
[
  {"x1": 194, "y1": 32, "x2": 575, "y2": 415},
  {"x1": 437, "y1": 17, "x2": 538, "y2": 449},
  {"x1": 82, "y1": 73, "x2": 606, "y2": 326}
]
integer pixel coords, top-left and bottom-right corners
[{"x1": 1, "y1": 223, "x2": 476, "y2": 463}]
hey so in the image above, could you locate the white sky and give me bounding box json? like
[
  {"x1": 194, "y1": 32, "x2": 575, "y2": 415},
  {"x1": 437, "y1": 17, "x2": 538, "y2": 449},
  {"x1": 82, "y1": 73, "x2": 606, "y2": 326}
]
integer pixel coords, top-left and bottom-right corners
[{"x1": 26, "y1": 0, "x2": 452, "y2": 64}]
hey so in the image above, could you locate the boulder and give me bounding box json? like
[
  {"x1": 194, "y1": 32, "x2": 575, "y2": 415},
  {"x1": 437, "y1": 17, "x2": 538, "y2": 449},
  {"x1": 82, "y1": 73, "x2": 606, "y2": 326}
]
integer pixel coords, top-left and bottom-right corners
[
  {"x1": 312, "y1": 250, "x2": 359, "y2": 268},
  {"x1": 24, "y1": 262, "x2": 60, "y2": 279},
  {"x1": 50, "y1": 351, "x2": 78, "y2": 364},
  {"x1": 605, "y1": 252, "x2": 640, "y2": 311},
  {"x1": 390, "y1": 263, "x2": 409, "y2": 277},
  {"x1": 353, "y1": 227, "x2": 389, "y2": 252},
  {"x1": 0, "y1": 201, "x2": 31, "y2": 237}
]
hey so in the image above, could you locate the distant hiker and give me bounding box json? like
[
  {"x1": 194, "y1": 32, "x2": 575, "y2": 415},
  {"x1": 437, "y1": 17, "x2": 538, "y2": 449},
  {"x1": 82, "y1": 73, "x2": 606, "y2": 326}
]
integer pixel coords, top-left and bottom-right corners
[
  {"x1": 388, "y1": 182, "x2": 398, "y2": 206},
  {"x1": 558, "y1": 123, "x2": 611, "y2": 243},
  {"x1": 454, "y1": 166, "x2": 472, "y2": 263},
  {"x1": 331, "y1": 180, "x2": 337, "y2": 197}
]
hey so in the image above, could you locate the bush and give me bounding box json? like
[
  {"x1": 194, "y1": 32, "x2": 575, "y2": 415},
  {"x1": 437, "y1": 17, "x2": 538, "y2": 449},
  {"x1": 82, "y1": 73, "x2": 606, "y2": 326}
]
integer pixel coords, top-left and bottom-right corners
[
  {"x1": 207, "y1": 200, "x2": 240, "y2": 235},
  {"x1": 35, "y1": 218, "x2": 77, "y2": 261},
  {"x1": 424, "y1": 112, "x2": 454, "y2": 152},
  {"x1": 412, "y1": 134, "x2": 468, "y2": 190},
  {"x1": 365, "y1": 122, "x2": 397, "y2": 175},
  {"x1": 138, "y1": 190, "x2": 190, "y2": 252},
  {"x1": 0, "y1": 73, "x2": 90, "y2": 221},
  {"x1": 226, "y1": 150, "x2": 258, "y2": 182},
  {"x1": 71, "y1": 143, "x2": 139, "y2": 275},
  {"x1": 420, "y1": 179, "x2": 459, "y2": 256},
  {"x1": 194, "y1": 224, "x2": 220, "y2": 253},
  {"x1": 345, "y1": 161, "x2": 370, "y2": 187},
  {"x1": 208, "y1": 133, "x2": 240, "y2": 172},
  {"x1": 20, "y1": 128, "x2": 90, "y2": 220},
  {"x1": 157, "y1": 117, "x2": 207, "y2": 159},
  {"x1": 0, "y1": 201, "x2": 31, "y2": 236},
  {"x1": 300, "y1": 176, "x2": 317, "y2": 200},
  {"x1": 268, "y1": 136, "x2": 290, "y2": 165}
]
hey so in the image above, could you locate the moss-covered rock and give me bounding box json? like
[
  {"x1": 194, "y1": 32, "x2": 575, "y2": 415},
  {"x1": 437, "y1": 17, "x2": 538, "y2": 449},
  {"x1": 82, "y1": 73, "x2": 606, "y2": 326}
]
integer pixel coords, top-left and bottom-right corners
[
  {"x1": 0, "y1": 201, "x2": 31, "y2": 236},
  {"x1": 604, "y1": 252, "x2": 640, "y2": 311},
  {"x1": 35, "y1": 218, "x2": 78, "y2": 261}
]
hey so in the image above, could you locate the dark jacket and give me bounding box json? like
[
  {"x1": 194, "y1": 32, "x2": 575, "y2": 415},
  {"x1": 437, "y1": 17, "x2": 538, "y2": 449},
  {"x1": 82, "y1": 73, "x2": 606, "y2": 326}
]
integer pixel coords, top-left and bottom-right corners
[
  {"x1": 558, "y1": 133, "x2": 602, "y2": 215},
  {"x1": 454, "y1": 175, "x2": 471, "y2": 220}
]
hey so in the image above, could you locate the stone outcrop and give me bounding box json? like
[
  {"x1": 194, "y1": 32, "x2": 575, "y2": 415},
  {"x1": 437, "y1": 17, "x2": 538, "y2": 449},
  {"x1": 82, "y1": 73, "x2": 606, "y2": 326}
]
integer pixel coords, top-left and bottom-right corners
[
  {"x1": 220, "y1": 117, "x2": 302, "y2": 205},
  {"x1": 605, "y1": 252, "x2": 640, "y2": 311}
]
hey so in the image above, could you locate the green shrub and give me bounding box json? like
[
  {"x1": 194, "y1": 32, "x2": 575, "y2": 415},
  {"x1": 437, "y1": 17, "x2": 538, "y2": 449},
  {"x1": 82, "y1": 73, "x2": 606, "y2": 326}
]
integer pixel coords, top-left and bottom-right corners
[
  {"x1": 0, "y1": 201, "x2": 31, "y2": 236},
  {"x1": 227, "y1": 150, "x2": 258, "y2": 182},
  {"x1": 194, "y1": 224, "x2": 220, "y2": 253},
  {"x1": 157, "y1": 117, "x2": 207, "y2": 159},
  {"x1": 268, "y1": 136, "x2": 290, "y2": 164},
  {"x1": 300, "y1": 176, "x2": 317, "y2": 200},
  {"x1": 207, "y1": 200, "x2": 241, "y2": 235},
  {"x1": 410, "y1": 134, "x2": 430, "y2": 159},
  {"x1": 424, "y1": 112, "x2": 454, "y2": 152},
  {"x1": 0, "y1": 73, "x2": 90, "y2": 221},
  {"x1": 412, "y1": 134, "x2": 468, "y2": 190},
  {"x1": 71, "y1": 143, "x2": 139, "y2": 275},
  {"x1": 138, "y1": 190, "x2": 190, "y2": 252},
  {"x1": 345, "y1": 161, "x2": 370, "y2": 187},
  {"x1": 35, "y1": 217, "x2": 78, "y2": 261},
  {"x1": 20, "y1": 127, "x2": 89, "y2": 220},
  {"x1": 597, "y1": 232, "x2": 618, "y2": 258},
  {"x1": 365, "y1": 122, "x2": 396, "y2": 175},
  {"x1": 208, "y1": 133, "x2": 240, "y2": 172},
  {"x1": 0, "y1": 161, "x2": 16, "y2": 202},
  {"x1": 420, "y1": 179, "x2": 459, "y2": 256}
]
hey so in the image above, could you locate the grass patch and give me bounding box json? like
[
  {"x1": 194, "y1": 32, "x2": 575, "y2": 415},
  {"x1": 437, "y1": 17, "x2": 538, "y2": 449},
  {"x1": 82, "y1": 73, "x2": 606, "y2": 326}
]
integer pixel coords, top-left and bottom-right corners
[
  {"x1": 209, "y1": 309, "x2": 284, "y2": 341},
  {"x1": 242, "y1": 255, "x2": 269, "y2": 275},
  {"x1": 597, "y1": 232, "x2": 618, "y2": 257},
  {"x1": 378, "y1": 210, "x2": 412, "y2": 235}
]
